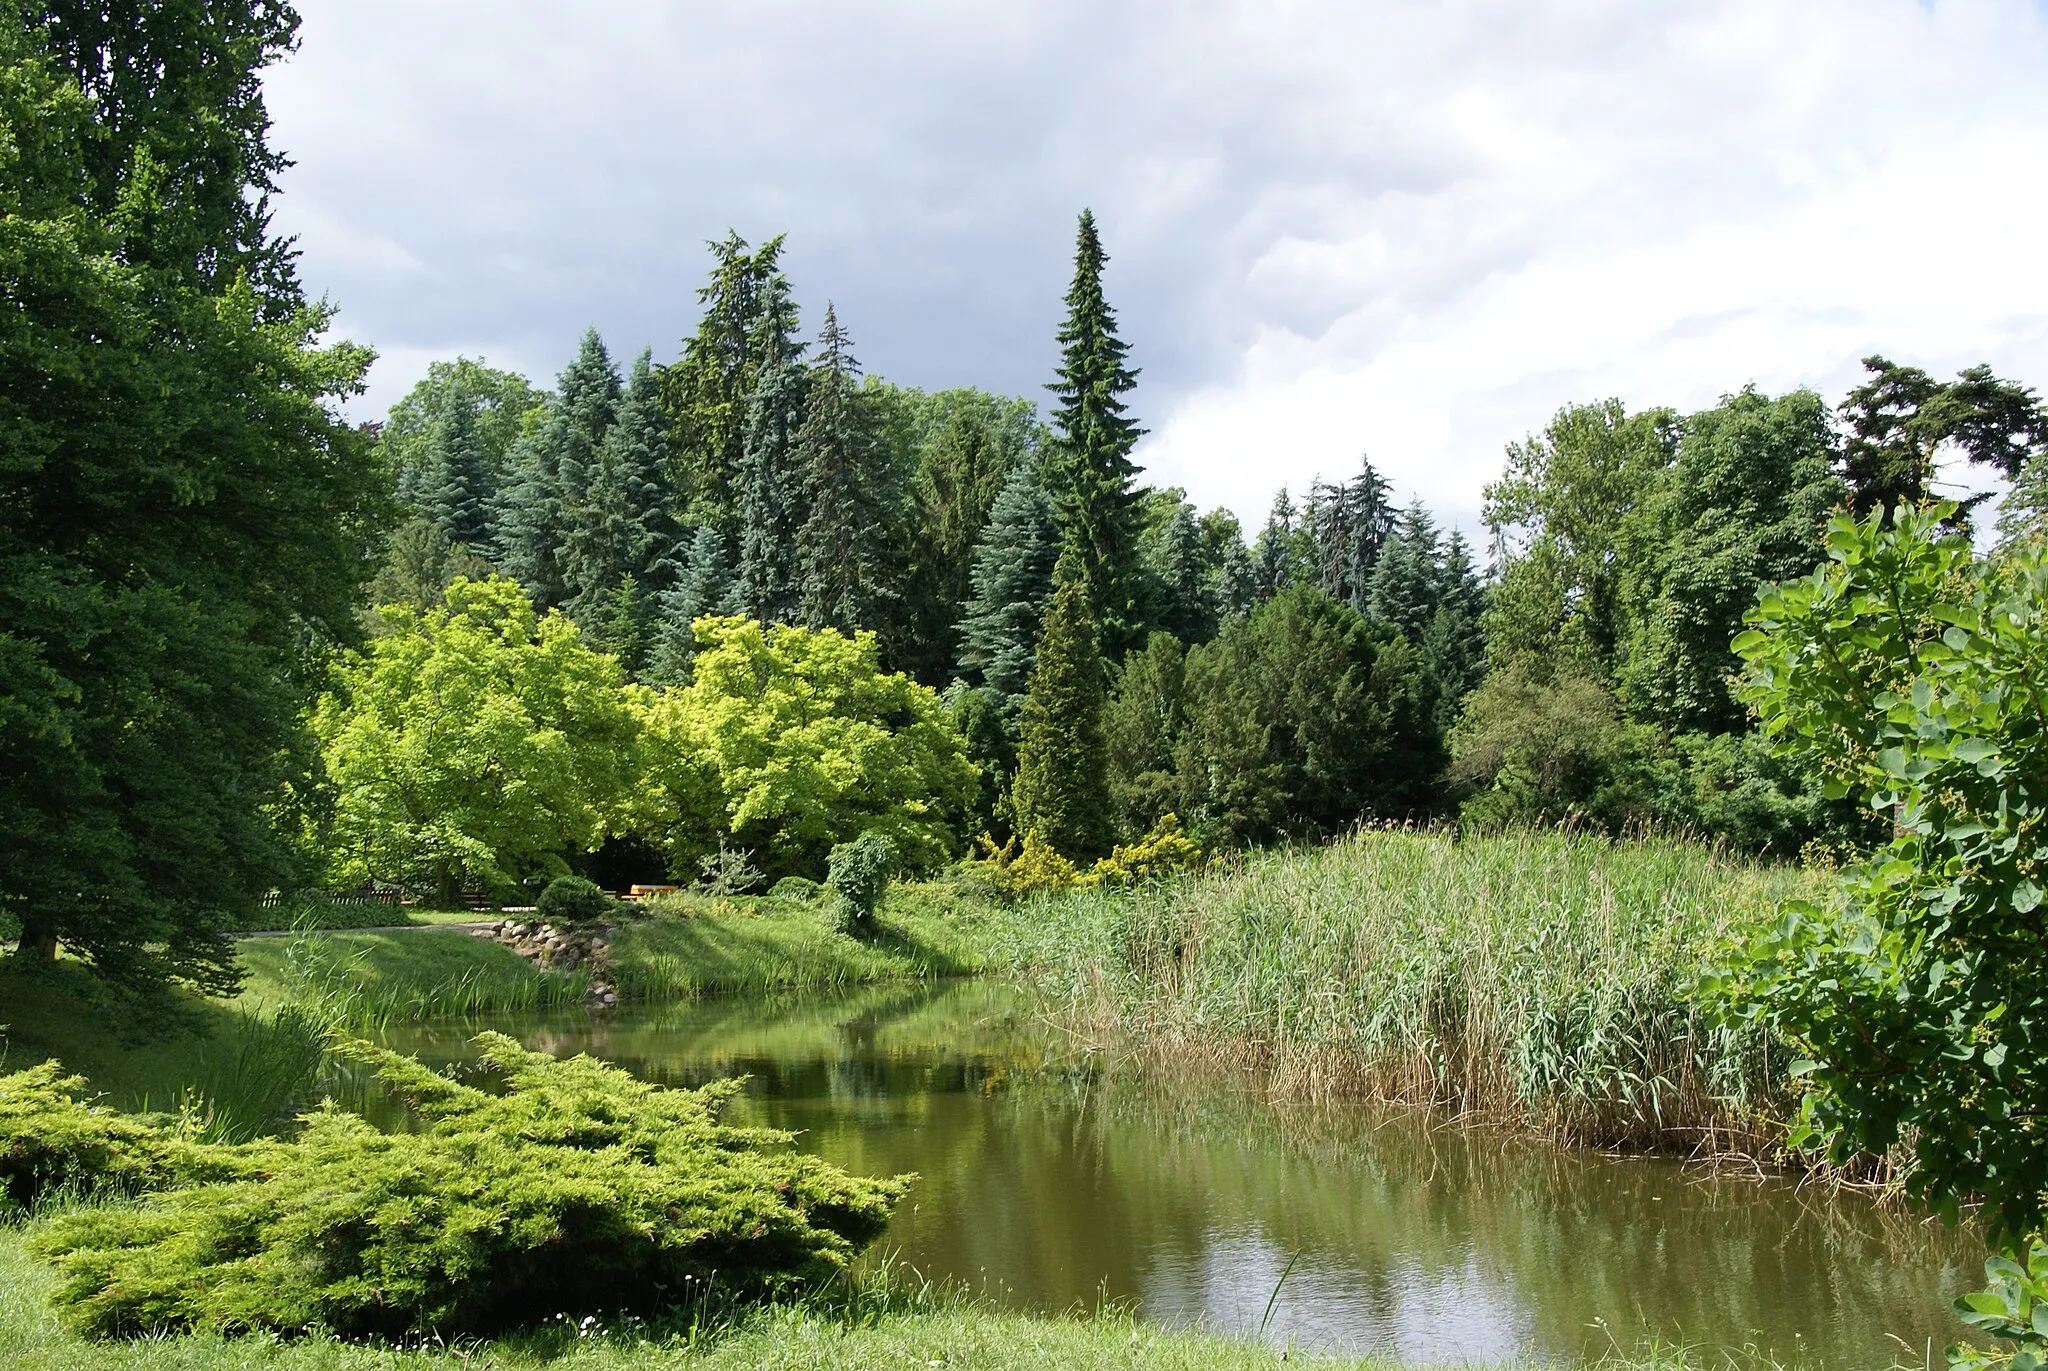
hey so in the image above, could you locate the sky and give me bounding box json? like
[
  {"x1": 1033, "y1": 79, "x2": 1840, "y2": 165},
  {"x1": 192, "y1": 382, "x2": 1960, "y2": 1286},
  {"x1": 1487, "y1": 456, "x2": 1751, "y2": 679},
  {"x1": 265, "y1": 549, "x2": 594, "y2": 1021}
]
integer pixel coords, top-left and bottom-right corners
[{"x1": 265, "y1": 0, "x2": 2048, "y2": 537}]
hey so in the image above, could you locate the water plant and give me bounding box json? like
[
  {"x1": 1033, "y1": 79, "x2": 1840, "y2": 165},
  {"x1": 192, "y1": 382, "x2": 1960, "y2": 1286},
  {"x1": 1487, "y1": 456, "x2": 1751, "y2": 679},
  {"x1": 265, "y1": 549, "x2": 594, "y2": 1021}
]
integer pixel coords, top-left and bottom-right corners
[{"x1": 991, "y1": 826, "x2": 1812, "y2": 1151}]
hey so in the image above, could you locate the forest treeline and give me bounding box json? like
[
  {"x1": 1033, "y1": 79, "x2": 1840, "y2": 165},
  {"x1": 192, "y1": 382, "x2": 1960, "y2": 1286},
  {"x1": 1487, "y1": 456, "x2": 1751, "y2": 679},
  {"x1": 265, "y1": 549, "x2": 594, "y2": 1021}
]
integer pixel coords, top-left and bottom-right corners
[{"x1": 367, "y1": 219, "x2": 2048, "y2": 880}]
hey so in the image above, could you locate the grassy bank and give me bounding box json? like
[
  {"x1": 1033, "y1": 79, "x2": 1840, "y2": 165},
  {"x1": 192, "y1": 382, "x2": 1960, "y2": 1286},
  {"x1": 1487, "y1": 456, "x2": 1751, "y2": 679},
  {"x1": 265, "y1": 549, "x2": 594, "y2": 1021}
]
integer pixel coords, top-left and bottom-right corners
[
  {"x1": 985, "y1": 829, "x2": 1816, "y2": 1153},
  {"x1": 607, "y1": 882, "x2": 989, "y2": 998},
  {"x1": 236, "y1": 927, "x2": 587, "y2": 1025}
]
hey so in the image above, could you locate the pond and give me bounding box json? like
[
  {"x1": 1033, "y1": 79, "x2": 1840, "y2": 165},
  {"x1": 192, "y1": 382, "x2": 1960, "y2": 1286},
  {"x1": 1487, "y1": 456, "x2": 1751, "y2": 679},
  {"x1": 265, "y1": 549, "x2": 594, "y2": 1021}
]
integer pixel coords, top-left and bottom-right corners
[{"x1": 380, "y1": 979, "x2": 1978, "y2": 1368}]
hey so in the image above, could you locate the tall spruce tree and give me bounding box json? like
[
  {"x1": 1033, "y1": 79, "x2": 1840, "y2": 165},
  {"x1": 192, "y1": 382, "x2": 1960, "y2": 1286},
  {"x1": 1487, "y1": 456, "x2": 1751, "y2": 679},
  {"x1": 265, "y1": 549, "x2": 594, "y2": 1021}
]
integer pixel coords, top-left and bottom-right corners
[
  {"x1": 1308, "y1": 457, "x2": 1394, "y2": 612},
  {"x1": 955, "y1": 458, "x2": 1060, "y2": 716},
  {"x1": 562, "y1": 350, "x2": 672, "y2": 646},
  {"x1": 1365, "y1": 502, "x2": 1441, "y2": 642},
  {"x1": 663, "y1": 231, "x2": 798, "y2": 534},
  {"x1": 796, "y1": 305, "x2": 897, "y2": 632},
  {"x1": 1253, "y1": 489, "x2": 1301, "y2": 603},
  {"x1": 495, "y1": 329, "x2": 621, "y2": 609},
  {"x1": 1045, "y1": 210, "x2": 1147, "y2": 657},
  {"x1": 647, "y1": 525, "x2": 735, "y2": 684},
  {"x1": 733, "y1": 349, "x2": 809, "y2": 625},
  {"x1": 1011, "y1": 552, "x2": 1113, "y2": 860},
  {"x1": 414, "y1": 390, "x2": 495, "y2": 551},
  {"x1": 1144, "y1": 497, "x2": 1220, "y2": 645}
]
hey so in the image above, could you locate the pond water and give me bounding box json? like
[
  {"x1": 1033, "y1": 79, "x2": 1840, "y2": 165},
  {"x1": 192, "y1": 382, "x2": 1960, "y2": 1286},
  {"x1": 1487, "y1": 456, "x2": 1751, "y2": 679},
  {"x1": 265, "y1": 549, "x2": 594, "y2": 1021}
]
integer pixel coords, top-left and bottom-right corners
[{"x1": 380, "y1": 979, "x2": 1978, "y2": 1368}]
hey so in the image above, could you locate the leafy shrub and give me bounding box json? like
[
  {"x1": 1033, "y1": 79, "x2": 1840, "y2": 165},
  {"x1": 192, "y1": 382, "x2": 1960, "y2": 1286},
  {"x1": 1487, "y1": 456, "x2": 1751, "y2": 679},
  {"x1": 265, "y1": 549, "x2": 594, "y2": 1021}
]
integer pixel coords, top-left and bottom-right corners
[
  {"x1": 1087, "y1": 814, "x2": 1205, "y2": 888},
  {"x1": 769, "y1": 875, "x2": 821, "y2": 902},
  {"x1": 31, "y1": 1033, "x2": 910, "y2": 1338},
  {"x1": 826, "y1": 831, "x2": 897, "y2": 933},
  {"x1": 1950, "y1": 1239, "x2": 2048, "y2": 1371},
  {"x1": 976, "y1": 830, "x2": 1081, "y2": 898},
  {"x1": 536, "y1": 875, "x2": 613, "y2": 926}
]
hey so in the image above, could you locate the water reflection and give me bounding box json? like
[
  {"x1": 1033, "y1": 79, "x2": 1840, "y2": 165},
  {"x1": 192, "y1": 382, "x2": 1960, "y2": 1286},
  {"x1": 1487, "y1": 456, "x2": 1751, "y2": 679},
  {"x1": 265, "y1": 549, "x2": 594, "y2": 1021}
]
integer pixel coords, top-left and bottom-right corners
[{"x1": 377, "y1": 980, "x2": 1975, "y2": 1368}]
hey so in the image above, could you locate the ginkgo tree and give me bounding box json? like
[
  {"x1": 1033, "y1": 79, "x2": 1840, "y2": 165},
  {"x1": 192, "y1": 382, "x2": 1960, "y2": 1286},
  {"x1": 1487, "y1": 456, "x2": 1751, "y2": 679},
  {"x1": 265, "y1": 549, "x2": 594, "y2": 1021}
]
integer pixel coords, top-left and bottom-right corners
[
  {"x1": 636, "y1": 616, "x2": 977, "y2": 879},
  {"x1": 313, "y1": 578, "x2": 641, "y2": 905}
]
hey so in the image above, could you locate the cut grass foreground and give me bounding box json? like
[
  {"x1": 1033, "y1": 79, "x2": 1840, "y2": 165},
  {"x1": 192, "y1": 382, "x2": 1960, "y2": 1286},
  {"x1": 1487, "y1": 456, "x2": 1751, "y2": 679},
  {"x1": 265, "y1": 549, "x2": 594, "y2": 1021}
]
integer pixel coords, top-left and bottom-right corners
[
  {"x1": 984, "y1": 828, "x2": 1818, "y2": 1153},
  {"x1": 0, "y1": 1227, "x2": 1813, "y2": 1371}
]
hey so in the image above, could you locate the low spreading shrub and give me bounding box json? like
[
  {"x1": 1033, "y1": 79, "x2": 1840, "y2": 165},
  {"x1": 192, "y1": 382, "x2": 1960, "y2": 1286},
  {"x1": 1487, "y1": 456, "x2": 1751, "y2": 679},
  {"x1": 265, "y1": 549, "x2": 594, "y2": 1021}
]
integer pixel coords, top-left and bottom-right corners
[
  {"x1": 535, "y1": 875, "x2": 614, "y2": 926},
  {"x1": 826, "y1": 832, "x2": 897, "y2": 934},
  {"x1": 0, "y1": 1064, "x2": 239, "y2": 1212},
  {"x1": 30, "y1": 1033, "x2": 910, "y2": 1338}
]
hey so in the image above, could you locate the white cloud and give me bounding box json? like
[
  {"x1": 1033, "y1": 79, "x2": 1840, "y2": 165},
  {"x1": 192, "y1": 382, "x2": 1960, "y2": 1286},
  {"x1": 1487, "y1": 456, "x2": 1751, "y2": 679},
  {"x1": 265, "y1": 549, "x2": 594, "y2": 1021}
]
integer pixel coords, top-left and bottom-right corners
[{"x1": 267, "y1": 0, "x2": 2048, "y2": 535}]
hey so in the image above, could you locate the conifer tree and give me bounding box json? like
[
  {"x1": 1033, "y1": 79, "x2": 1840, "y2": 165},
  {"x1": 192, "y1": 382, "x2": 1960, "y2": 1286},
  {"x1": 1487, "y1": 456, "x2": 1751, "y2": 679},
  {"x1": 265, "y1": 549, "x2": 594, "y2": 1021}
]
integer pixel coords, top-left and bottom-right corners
[
  {"x1": 1145, "y1": 499, "x2": 1219, "y2": 645},
  {"x1": 733, "y1": 352, "x2": 809, "y2": 625},
  {"x1": 1365, "y1": 502, "x2": 1441, "y2": 642},
  {"x1": 414, "y1": 390, "x2": 496, "y2": 551},
  {"x1": 1308, "y1": 457, "x2": 1394, "y2": 612},
  {"x1": 955, "y1": 458, "x2": 1060, "y2": 716},
  {"x1": 647, "y1": 525, "x2": 735, "y2": 684},
  {"x1": 1011, "y1": 552, "x2": 1113, "y2": 860},
  {"x1": 1420, "y1": 530, "x2": 1487, "y2": 734},
  {"x1": 496, "y1": 329, "x2": 622, "y2": 609},
  {"x1": 562, "y1": 351, "x2": 672, "y2": 647},
  {"x1": 1045, "y1": 210, "x2": 1147, "y2": 657},
  {"x1": 1253, "y1": 489, "x2": 1301, "y2": 603},
  {"x1": 664, "y1": 232, "x2": 799, "y2": 534},
  {"x1": 900, "y1": 406, "x2": 1017, "y2": 683},
  {"x1": 796, "y1": 305, "x2": 897, "y2": 632}
]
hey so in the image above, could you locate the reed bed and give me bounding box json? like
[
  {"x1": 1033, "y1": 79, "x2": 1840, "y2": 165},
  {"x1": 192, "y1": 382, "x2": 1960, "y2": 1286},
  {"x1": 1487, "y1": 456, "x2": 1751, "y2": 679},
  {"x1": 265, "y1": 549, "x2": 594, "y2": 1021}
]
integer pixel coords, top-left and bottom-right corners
[{"x1": 991, "y1": 828, "x2": 1819, "y2": 1154}]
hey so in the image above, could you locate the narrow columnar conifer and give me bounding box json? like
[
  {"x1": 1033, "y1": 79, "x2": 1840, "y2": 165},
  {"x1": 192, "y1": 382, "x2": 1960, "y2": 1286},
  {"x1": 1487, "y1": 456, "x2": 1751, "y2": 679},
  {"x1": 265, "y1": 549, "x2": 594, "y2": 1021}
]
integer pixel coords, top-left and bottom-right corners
[
  {"x1": 1045, "y1": 210, "x2": 1147, "y2": 658},
  {"x1": 796, "y1": 305, "x2": 897, "y2": 632},
  {"x1": 1011, "y1": 552, "x2": 1113, "y2": 860}
]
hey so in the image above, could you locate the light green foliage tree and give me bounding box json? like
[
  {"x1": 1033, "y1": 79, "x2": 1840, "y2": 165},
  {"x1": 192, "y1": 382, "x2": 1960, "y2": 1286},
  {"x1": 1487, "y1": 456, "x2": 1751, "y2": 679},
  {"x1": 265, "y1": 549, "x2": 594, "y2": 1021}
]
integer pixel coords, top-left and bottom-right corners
[
  {"x1": 1724, "y1": 504, "x2": 2048, "y2": 1234},
  {"x1": 1, "y1": 12, "x2": 385, "y2": 992},
  {"x1": 636, "y1": 617, "x2": 977, "y2": 878},
  {"x1": 1011, "y1": 553, "x2": 1114, "y2": 860},
  {"x1": 1718, "y1": 503, "x2": 2048, "y2": 1364},
  {"x1": 1175, "y1": 584, "x2": 1436, "y2": 844},
  {"x1": 1105, "y1": 631, "x2": 1186, "y2": 837},
  {"x1": 1046, "y1": 210, "x2": 1149, "y2": 657},
  {"x1": 312, "y1": 578, "x2": 641, "y2": 907}
]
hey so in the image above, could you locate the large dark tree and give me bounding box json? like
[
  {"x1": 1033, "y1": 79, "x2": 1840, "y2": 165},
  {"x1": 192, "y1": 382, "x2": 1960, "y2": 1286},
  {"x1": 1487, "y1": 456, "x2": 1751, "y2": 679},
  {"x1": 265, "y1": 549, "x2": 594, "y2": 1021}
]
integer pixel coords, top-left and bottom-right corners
[
  {"x1": 1045, "y1": 210, "x2": 1148, "y2": 657},
  {"x1": 411, "y1": 390, "x2": 495, "y2": 552},
  {"x1": 1839, "y1": 355, "x2": 2048, "y2": 517},
  {"x1": 29, "y1": 0, "x2": 302, "y2": 308},
  {"x1": 1011, "y1": 553, "x2": 1113, "y2": 860},
  {"x1": 1, "y1": 11, "x2": 384, "y2": 992}
]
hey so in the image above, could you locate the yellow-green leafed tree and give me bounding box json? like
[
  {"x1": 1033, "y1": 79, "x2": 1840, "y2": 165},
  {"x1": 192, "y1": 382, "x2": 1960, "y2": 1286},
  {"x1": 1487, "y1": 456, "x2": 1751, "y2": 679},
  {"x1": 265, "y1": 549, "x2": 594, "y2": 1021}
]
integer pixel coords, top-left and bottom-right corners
[
  {"x1": 637, "y1": 616, "x2": 977, "y2": 879},
  {"x1": 312, "y1": 577, "x2": 641, "y2": 905}
]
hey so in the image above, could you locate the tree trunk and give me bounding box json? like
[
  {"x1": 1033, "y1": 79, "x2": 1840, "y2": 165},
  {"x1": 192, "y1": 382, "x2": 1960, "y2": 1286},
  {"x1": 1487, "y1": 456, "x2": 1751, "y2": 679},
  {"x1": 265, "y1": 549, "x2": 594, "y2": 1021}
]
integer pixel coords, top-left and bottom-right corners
[
  {"x1": 12, "y1": 910, "x2": 58, "y2": 963},
  {"x1": 435, "y1": 860, "x2": 460, "y2": 912}
]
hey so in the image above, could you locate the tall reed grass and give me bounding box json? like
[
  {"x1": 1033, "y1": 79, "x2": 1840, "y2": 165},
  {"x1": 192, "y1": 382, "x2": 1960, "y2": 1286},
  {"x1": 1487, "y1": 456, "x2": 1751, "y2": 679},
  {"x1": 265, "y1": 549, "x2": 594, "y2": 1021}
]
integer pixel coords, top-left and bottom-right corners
[
  {"x1": 990, "y1": 828, "x2": 1818, "y2": 1153},
  {"x1": 239, "y1": 930, "x2": 589, "y2": 1031}
]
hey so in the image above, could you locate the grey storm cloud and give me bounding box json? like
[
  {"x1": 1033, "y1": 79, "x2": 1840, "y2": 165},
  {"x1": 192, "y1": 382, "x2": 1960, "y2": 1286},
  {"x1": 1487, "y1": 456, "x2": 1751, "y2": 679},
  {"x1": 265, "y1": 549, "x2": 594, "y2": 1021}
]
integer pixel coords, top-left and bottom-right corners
[{"x1": 267, "y1": 0, "x2": 2048, "y2": 534}]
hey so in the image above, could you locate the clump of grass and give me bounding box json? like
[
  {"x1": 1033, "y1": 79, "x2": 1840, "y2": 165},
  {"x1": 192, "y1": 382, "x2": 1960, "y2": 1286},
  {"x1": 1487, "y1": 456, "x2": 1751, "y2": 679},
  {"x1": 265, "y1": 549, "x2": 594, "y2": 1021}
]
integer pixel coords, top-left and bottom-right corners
[{"x1": 990, "y1": 828, "x2": 1817, "y2": 1152}]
